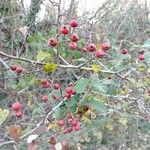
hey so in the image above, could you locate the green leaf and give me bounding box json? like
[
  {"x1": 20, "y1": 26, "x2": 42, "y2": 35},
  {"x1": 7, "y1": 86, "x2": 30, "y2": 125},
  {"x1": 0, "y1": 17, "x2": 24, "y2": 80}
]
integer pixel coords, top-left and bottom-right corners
[
  {"x1": 0, "y1": 108, "x2": 9, "y2": 126},
  {"x1": 74, "y1": 77, "x2": 90, "y2": 93},
  {"x1": 83, "y1": 99, "x2": 107, "y2": 113},
  {"x1": 91, "y1": 75, "x2": 107, "y2": 93},
  {"x1": 36, "y1": 50, "x2": 51, "y2": 61},
  {"x1": 142, "y1": 39, "x2": 150, "y2": 48}
]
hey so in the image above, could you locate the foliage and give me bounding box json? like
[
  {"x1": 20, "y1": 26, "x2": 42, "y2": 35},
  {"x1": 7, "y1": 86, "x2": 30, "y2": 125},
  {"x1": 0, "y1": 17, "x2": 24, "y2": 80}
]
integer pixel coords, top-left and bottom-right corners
[{"x1": 0, "y1": 0, "x2": 150, "y2": 150}]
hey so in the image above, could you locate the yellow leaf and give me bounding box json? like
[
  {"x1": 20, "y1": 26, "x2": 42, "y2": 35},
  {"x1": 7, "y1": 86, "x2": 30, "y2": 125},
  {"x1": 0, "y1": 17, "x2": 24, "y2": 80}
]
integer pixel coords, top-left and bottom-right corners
[
  {"x1": 106, "y1": 123, "x2": 113, "y2": 131},
  {"x1": 37, "y1": 50, "x2": 51, "y2": 62},
  {"x1": 47, "y1": 123, "x2": 59, "y2": 131},
  {"x1": 43, "y1": 63, "x2": 57, "y2": 73},
  {"x1": 119, "y1": 117, "x2": 127, "y2": 127},
  {"x1": 96, "y1": 44, "x2": 101, "y2": 50},
  {"x1": 91, "y1": 64, "x2": 101, "y2": 73},
  {"x1": 81, "y1": 115, "x2": 91, "y2": 123},
  {"x1": 0, "y1": 108, "x2": 9, "y2": 126}
]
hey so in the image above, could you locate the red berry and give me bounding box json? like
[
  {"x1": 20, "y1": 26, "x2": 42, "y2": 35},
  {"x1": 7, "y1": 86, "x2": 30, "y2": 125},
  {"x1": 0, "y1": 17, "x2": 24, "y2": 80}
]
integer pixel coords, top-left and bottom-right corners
[
  {"x1": 57, "y1": 119, "x2": 65, "y2": 126},
  {"x1": 82, "y1": 47, "x2": 88, "y2": 52},
  {"x1": 70, "y1": 34, "x2": 79, "y2": 42},
  {"x1": 70, "y1": 118, "x2": 78, "y2": 127},
  {"x1": 12, "y1": 101, "x2": 21, "y2": 111},
  {"x1": 15, "y1": 66, "x2": 23, "y2": 74},
  {"x1": 49, "y1": 136, "x2": 57, "y2": 145},
  {"x1": 67, "y1": 114, "x2": 73, "y2": 119},
  {"x1": 148, "y1": 93, "x2": 150, "y2": 96},
  {"x1": 101, "y1": 42, "x2": 111, "y2": 51},
  {"x1": 41, "y1": 79, "x2": 48, "y2": 85},
  {"x1": 108, "y1": 76, "x2": 112, "y2": 80},
  {"x1": 68, "y1": 42, "x2": 77, "y2": 50},
  {"x1": 147, "y1": 88, "x2": 150, "y2": 93},
  {"x1": 95, "y1": 50, "x2": 106, "y2": 58},
  {"x1": 70, "y1": 19, "x2": 78, "y2": 27},
  {"x1": 11, "y1": 65, "x2": 18, "y2": 71},
  {"x1": 138, "y1": 50, "x2": 144, "y2": 54},
  {"x1": 87, "y1": 43, "x2": 96, "y2": 52},
  {"x1": 65, "y1": 87, "x2": 72, "y2": 94},
  {"x1": 41, "y1": 80, "x2": 50, "y2": 88},
  {"x1": 52, "y1": 95, "x2": 57, "y2": 100},
  {"x1": 71, "y1": 89, "x2": 77, "y2": 95},
  {"x1": 16, "y1": 111, "x2": 23, "y2": 118},
  {"x1": 138, "y1": 54, "x2": 145, "y2": 61},
  {"x1": 121, "y1": 49, "x2": 128, "y2": 54},
  {"x1": 48, "y1": 37, "x2": 58, "y2": 47},
  {"x1": 41, "y1": 95, "x2": 48, "y2": 102},
  {"x1": 60, "y1": 26, "x2": 70, "y2": 35},
  {"x1": 64, "y1": 127, "x2": 73, "y2": 133},
  {"x1": 74, "y1": 124, "x2": 80, "y2": 131},
  {"x1": 65, "y1": 93, "x2": 71, "y2": 99},
  {"x1": 53, "y1": 83, "x2": 60, "y2": 90}
]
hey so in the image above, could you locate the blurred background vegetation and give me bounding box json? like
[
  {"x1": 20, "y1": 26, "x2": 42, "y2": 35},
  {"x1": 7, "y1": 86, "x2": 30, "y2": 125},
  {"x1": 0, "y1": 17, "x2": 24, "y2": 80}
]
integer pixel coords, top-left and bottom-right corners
[{"x1": 0, "y1": 0, "x2": 150, "y2": 149}]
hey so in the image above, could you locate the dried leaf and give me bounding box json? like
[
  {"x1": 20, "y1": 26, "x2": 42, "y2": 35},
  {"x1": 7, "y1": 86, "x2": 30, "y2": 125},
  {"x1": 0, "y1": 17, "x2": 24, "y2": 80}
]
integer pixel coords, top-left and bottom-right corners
[
  {"x1": 0, "y1": 108, "x2": 9, "y2": 126},
  {"x1": 8, "y1": 125, "x2": 22, "y2": 142}
]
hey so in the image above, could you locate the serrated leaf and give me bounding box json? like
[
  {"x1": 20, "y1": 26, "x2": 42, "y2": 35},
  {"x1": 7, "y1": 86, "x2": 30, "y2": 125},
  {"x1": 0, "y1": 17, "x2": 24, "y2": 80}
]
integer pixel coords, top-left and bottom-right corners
[
  {"x1": 84, "y1": 99, "x2": 107, "y2": 113},
  {"x1": 43, "y1": 63, "x2": 57, "y2": 73},
  {"x1": 0, "y1": 109, "x2": 9, "y2": 126},
  {"x1": 141, "y1": 39, "x2": 150, "y2": 48},
  {"x1": 37, "y1": 50, "x2": 51, "y2": 61},
  {"x1": 91, "y1": 75, "x2": 107, "y2": 93},
  {"x1": 74, "y1": 77, "x2": 89, "y2": 93}
]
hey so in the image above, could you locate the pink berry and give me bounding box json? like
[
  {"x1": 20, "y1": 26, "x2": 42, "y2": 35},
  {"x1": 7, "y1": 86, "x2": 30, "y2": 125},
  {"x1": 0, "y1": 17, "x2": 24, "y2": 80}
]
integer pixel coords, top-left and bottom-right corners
[
  {"x1": 95, "y1": 50, "x2": 106, "y2": 58},
  {"x1": 87, "y1": 43, "x2": 96, "y2": 52},
  {"x1": 68, "y1": 42, "x2": 77, "y2": 50},
  {"x1": 70, "y1": 118, "x2": 78, "y2": 127},
  {"x1": 65, "y1": 93, "x2": 71, "y2": 99},
  {"x1": 12, "y1": 101, "x2": 21, "y2": 111},
  {"x1": 60, "y1": 26, "x2": 70, "y2": 35},
  {"x1": 101, "y1": 42, "x2": 111, "y2": 51},
  {"x1": 57, "y1": 119, "x2": 65, "y2": 126},
  {"x1": 121, "y1": 49, "x2": 128, "y2": 54},
  {"x1": 138, "y1": 54, "x2": 145, "y2": 61},
  {"x1": 15, "y1": 66, "x2": 23, "y2": 74},
  {"x1": 41, "y1": 95, "x2": 48, "y2": 102},
  {"x1": 11, "y1": 65, "x2": 18, "y2": 71},
  {"x1": 74, "y1": 124, "x2": 80, "y2": 131},
  {"x1": 65, "y1": 87, "x2": 72, "y2": 94},
  {"x1": 53, "y1": 83, "x2": 60, "y2": 90},
  {"x1": 48, "y1": 37, "x2": 58, "y2": 47},
  {"x1": 16, "y1": 111, "x2": 23, "y2": 118},
  {"x1": 71, "y1": 89, "x2": 77, "y2": 95},
  {"x1": 70, "y1": 34, "x2": 79, "y2": 42},
  {"x1": 70, "y1": 19, "x2": 78, "y2": 27}
]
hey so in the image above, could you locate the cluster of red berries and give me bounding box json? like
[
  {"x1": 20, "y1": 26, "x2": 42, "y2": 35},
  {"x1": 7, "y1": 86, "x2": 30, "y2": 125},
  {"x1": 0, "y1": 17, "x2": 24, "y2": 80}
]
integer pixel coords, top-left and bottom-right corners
[
  {"x1": 11, "y1": 65, "x2": 23, "y2": 74},
  {"x1": 65, "y1": 87, "x2": 77, "y2": 99},
  {"x1": 48, "y1": 19, "x2": 79, "y2": 50},
  {"x1": 12, "y1": 101, "x2": 23, "y2": 118},
  {"x1": 82, "y1": 42, "x2": 110, "y2": 58},
  {"x1": 57, "y1": 114, "x2": 80, "y2": 134}
]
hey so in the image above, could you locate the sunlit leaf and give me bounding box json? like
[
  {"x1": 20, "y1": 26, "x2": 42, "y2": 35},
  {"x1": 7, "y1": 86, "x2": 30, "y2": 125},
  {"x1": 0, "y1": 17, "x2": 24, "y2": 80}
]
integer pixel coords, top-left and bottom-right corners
[
  {"x1": 43, "y1": 63, "x2": 57, "y2": 73},
  {"x1": 0, "y1": 109, "x2": 9, "y2": 126},
  {"x1": 91, "y1": 64, "x2": 101, "y2": 73}
]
